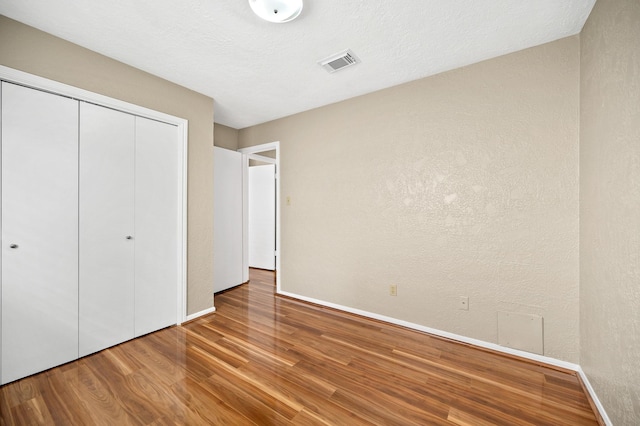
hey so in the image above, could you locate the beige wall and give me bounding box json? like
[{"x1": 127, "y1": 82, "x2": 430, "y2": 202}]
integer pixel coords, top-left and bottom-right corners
[
  {"x1": 214, "y1": 123, "x2": 239, "y2": 150},
  {"x1": 0, "y1": 16, "x2": 214, "y2": 315},
  {"x1": 240, "y1": 36, "x2": 581, "y2": 362},
  {"x1": 580, "y1": 0, "x2": 640, "y2": 423}
]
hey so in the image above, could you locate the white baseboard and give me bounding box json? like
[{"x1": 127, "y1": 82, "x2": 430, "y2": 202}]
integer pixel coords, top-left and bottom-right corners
[
  {"x1": 278, "y1": 290, "x2": 610, "y2": 423},
  {"x1": 577, "y1": 367, "x2": 613, "y2": 425},
  {"x1": 184, "y1": 306, "x2": 216, "y2": 322}
]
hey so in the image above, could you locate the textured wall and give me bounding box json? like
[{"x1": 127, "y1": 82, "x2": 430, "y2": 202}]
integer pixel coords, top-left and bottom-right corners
[
  {"x1": 0, "y1": 16, "x2": 215, "y2": 315},
  {"x1": 214, "y1": 123, "x2": 239, "y2": 150},
  {"x1": 580, "y1": 0, "x2": 640, "y2": 423},
  {"x1": 240, "y1": 37, "x2": 581, "y2": 362}
]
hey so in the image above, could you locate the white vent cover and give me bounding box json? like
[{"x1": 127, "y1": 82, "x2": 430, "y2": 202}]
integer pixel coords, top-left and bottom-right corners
[
  {"x1": 497, "y1": 311, "x2": 544, "y2": 355},
  {"x1": 318, "y1": 49, "x2": 360, "y2": 73}
]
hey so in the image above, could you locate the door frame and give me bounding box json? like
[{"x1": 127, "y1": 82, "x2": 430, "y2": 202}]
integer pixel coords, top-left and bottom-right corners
[
  {"x1": 238, "y1": 142, "x2": 281, "y2": 292},
  {"x1": 0, "y1": 65, "x2": 189, "y2": 325}
]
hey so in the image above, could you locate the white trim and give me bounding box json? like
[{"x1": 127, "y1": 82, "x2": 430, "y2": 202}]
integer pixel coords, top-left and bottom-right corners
[
  {"x1": 0, "y1": 82, "x2": 2, "y2": 385},
  {"x1": 238, "y1": 141, "x2": 279, "y2": 154},
  {"x1": 278, "y1": 290, "x2": 579, "y2": 369},
  {"x1": 577, "y1": 367, "x2": 613, "y2": 425},
  {"x1": 241, "y1": 153, "x2": 249, "y2": 283},
  {"x1": 247, "y1": 153, "x2": 277, "y2": 164},
  {"x1": 0, "y1": 66, "x2": 184, "y2": 125},
  {"x1": 184, "y1": 306, "x2": 216, "y2": 322},
  {"x1": 238, "y1": 142, "x2": 281, "y2": 292},
  {"x1": 278, "y1": 289, "x2": 612, "y2": 422},
  {"x1": 178, "y1": 122, "x2": 189, "y2": 325},
  {"x1": 0, "y1": 65, "x2": 189, "y2": 325}
]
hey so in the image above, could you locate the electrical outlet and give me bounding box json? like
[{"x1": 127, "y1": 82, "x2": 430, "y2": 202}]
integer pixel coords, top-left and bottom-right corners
[
  {"x1": 390, "y1": 285, "x2": 397, "y2": 296},
  {"x1": 459, "y1": 296, "x2": 469, "y2": 310}
]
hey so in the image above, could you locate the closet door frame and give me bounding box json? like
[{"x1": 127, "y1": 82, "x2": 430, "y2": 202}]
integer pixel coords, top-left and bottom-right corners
[{"x1": 0, "y1": 65, "x2": 188, "y2": 326}]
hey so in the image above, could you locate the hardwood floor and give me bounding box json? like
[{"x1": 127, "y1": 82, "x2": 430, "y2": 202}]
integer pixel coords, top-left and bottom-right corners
[{"x1": 1, "y1": 268, "x2": 599, "y2": 425}]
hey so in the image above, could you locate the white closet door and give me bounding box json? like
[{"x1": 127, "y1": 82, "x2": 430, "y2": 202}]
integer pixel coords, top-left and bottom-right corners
[
  {"x1": 248, "y1": 165, "x2": 276, "y2": 270},
  {"x1": 134, "y1": 117, "x2": 180, "y2": 336},
  {"x1": 213, "y1": 147, "x2": 244, "y2": 292},
  {"x1": 79, "y1": 102, "x2": 135, "y2": 357},
  {"x1": 1, "y1": 82, "x2": 79, "y2": 384}
]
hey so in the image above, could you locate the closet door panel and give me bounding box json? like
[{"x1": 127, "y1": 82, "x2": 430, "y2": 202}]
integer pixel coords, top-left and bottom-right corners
[
  {"x1": 1, "y1": 82, "x2": 79, "y2": 384},
  {"x1": 79, "y1": 102, "x2": 135, "y2": 357},
  {"x1": 134, "y1": 117, "x2": 179, "y2": 336}
]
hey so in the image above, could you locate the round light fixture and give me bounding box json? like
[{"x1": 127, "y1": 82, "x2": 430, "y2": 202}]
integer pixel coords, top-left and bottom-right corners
[{"x1": 248, "y1": 0, "x2": 303, "y2": 23}]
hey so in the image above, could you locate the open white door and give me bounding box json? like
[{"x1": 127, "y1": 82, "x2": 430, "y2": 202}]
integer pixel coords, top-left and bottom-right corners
[
  {"x1": 213, "y1": 147, "x2": 244, "y2": 293},
  {"x1": 248, "y1": 164, "x2": 276, "y2": 270}
]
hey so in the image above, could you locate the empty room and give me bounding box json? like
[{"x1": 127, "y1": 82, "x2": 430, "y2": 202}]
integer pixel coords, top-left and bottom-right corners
[{"x1": 0, "y1": 0, "x2": 638, "y2": 424}]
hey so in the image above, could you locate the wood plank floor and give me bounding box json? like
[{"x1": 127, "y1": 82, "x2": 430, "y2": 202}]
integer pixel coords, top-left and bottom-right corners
[{"x1": 1, "y1": 268, "x2": 599, "y2": 425}]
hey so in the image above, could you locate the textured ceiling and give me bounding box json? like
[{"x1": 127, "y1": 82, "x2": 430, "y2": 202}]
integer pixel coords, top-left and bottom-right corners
[{"x1": 0, "y1": 0, "x2": 595, "y2": 129}]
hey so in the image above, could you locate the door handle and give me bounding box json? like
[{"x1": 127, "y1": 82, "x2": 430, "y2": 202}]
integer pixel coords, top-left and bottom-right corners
[
  {"x1": 126, "y1": 236, "x2": 133, "y2": 240},
  {"x1": 9, "y1": 244, "x2": 18, "y2": 249}
]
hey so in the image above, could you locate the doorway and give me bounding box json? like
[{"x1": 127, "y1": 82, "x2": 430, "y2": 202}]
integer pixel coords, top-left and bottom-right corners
[
  {"x1": 238, "y1": 142, "x2": 281, "y2": 292},
  {"x1": 248, "y1": 162, "x2": 276, "y2": 271}
]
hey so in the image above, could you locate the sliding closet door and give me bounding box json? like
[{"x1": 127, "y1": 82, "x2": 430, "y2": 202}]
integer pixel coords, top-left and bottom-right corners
[
  {"x1": 1, "y1": 82, "x2": 79, "y2": 384},
  {"x1": 134, "y1": 117, "x2": 180, "y2": 336},
  {"x1": 79, "y1": 102, "x2": 135, "y2": 357}
]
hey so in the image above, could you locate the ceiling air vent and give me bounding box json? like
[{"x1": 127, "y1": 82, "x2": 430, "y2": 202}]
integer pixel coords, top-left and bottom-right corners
[{"x1": 318, "y1": 49, "x2": 360, "y2": 73}]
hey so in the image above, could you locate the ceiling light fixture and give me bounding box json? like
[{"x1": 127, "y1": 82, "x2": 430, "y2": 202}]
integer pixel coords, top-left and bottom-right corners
[{"x1": 249, "y1": 0, "x2": 303, "y2": 23}]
